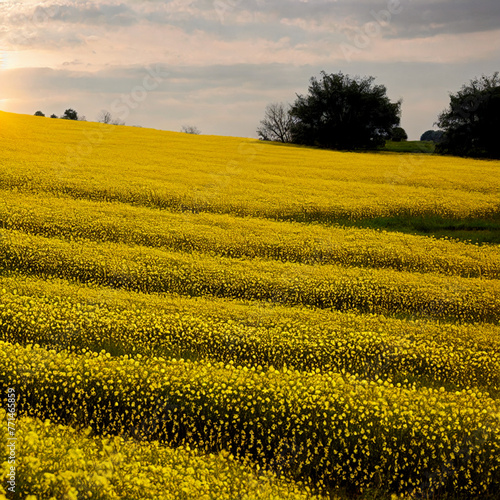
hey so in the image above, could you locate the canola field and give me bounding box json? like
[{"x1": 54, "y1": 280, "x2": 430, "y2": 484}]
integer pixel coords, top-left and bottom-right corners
[{"x1": 1, "y1": 110, "x2": 500, "y2": 499}]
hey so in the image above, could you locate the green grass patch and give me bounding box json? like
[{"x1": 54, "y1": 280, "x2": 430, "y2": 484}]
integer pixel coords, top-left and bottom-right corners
[
  {"x1": 345, "y1": 216, "x2": 500, "y2": 244},
  {"x1": 380, "y1": 140, "x2": 436, "y2": 153}
]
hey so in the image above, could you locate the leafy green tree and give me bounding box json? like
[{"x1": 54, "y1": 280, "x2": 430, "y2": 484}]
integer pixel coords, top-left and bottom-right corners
[
  {"x1": 290, "y1": 71, "x2": 401, "y2": 150},
  {"x1": 420, "y1": 130, "x2": 444, "y2": 142},
  {"x1": 34, "y1": 111, "x2": 45, "y2": 117},
  {"x1": 390, "y1": 127, "x2": 408, "y2": 142},
  {"x1": 436, "y1": 72, "x2": 500, "y2": 159},
  {"x1": 61, "y1": 109, "x2": 79, "y2": 120}
]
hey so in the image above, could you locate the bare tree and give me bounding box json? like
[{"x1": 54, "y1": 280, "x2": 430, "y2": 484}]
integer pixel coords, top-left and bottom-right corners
[
  {"x1": 181, "y1": 125, "x2": 201, "y2": 135},
  {"x1": 98, "y1": 110, "x2": 113, "y2": 124},
  {"x1": 97, "y1": 110, "x2": 125, "y2": 126},
  {"x1": 257, "y1": 102, "x2": 294, "y2": 142}
]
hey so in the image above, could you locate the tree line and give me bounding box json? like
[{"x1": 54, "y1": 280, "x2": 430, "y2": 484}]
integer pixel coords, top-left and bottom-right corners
[
  {"x1": 34, "y1": 109, "x2": 126, "y2": 125},
  {"x1": 34, "y1": 109, "x2": 202, "y2": 135},
  {"x1": 35, "y1": 109, "x2": 81, "y2": 120},
  {"x1": 257, "y1": 71, "x2": 500, "y2": 159}
]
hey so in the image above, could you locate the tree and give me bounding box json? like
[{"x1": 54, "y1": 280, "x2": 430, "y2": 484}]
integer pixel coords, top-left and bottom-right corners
[
  {"x1": 34, "y1": 111, "x2": 45, "y2": 117},
  {"x1": 420, "y1": 130, "x2": 443, "y2": 142},
  {"x1": 390, "y1": 127, "x2": 408, "y2": 142},
  {"x1": 97, "y1": 110, "x2": 125, "y2": 125},
  {"x1": 97, "y1": 110, "x2": 112, "y2": 124},
  {"x1": 257, "y1": 102, "x2": 294, "y2": 142},
  {"x1": 50, "y1": 114, "x2": 58, "y2": 119},
  {"x1": 436, "y1": 72, "x2": 500, "y2": 159},
  {"x1": 181, "y1": 125, "x2": 201, "y2": 135},
  {"x1": 61, "y1": 109, "x2": 78, "y2": 120},
  {"x1": 289, "y1": 71, "x2": 401, "y2": 150}
]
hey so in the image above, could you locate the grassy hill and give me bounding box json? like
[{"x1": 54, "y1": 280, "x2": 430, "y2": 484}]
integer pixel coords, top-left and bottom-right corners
[{"x1": 1, "y1": 111, "x2": 500, "y2": 499}]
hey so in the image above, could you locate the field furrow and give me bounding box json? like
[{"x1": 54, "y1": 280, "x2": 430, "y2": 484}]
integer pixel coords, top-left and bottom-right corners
[
  {"x1": 1, "y1": 229, "x2": 499, "y2": 323},
  {"x1": 1, "y1": 278, "x2": 499, "y2": 394},
  {"x1": 2, "y1": 341, "x2": 500, "y2": 497},
  {"x1": 1, "y1": 410, "x2": 321, "y2": 500},
  {"x1": 0, "y1": 189, "x2": 498, "y2": 278}
]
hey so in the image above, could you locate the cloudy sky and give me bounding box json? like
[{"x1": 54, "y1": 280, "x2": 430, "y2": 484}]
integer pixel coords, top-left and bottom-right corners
[{"x1": 1, "y1": 0, "x2": 499, "y2": 139}]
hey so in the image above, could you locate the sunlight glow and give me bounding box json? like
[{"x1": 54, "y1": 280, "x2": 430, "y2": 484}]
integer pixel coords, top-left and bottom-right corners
[{"x1": 0, "y1": 51, "x2": 10, "y2": 70}]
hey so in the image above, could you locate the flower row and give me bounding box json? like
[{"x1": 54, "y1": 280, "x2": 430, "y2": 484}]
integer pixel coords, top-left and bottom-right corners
[
  {"x1": 2, "y1": 341, "x2": 499, "y2": 496},
  {"x1": 1, "y1": 229, "x2": 499, "y2": 323},
  {"x1": 1, "y1": 280, "x2": 499, "y2": 394}
]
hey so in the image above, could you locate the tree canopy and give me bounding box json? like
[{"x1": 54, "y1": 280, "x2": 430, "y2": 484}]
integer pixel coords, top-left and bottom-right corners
[
  {"x1": 436, "y1": 72, "x2": 500, "y2": 159},
  {"x1": 420, "y1": 130, "x2": 444, "y2": 143},
  {"x1": 289, "y1": 71, "x2": 401, "y2": 150},
  {"x1": 390, "y1": 127, "x2": 408, "y2": 142},
  {"x1": 62, "y1": 109, "x2": 79, "y2": 121}
]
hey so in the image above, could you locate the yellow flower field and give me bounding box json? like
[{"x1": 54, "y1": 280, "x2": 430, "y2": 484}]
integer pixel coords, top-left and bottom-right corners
[
  {"x1": 2, "y1": 341, "x2": 500, "y2": 497},
  {"x1": 1, "y1": 278, "x2": 499, "y2": 394},
  {"x1": 1, "y1": 111, "x2": 499, "y2": 221},
  {"x1": 0, "y1": 188, "x2": 498, "y2": 278},
  {"x1": 0, "y1": 410, "x2": 322, "y2": 500},
  {"x1": 0, "y1": 110, "x2": 499, "y2": 499}
]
